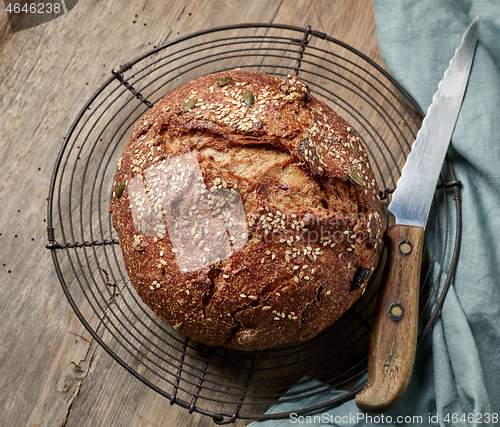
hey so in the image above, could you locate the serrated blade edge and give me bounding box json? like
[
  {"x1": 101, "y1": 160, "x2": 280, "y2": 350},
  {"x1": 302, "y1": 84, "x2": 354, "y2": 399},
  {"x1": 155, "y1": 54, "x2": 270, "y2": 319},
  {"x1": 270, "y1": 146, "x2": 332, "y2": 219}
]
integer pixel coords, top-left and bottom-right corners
[{"x1": 389, "y1": 17, "x2": 479, "y2": 227}]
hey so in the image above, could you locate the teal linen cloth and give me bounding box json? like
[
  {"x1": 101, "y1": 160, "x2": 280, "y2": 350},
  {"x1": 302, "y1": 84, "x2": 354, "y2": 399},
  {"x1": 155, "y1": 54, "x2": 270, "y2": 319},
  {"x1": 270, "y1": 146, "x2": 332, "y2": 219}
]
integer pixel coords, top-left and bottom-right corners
[{"x1": 251, "y1": 1, "x2": 500, "y2": 425}]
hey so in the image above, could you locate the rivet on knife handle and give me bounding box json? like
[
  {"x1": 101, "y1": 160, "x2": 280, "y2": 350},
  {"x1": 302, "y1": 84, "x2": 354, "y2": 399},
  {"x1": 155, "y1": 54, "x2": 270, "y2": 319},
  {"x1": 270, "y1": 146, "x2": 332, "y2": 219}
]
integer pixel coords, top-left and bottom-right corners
[{"x1": 355, "y1": 224, "x2": 425, "y2": 413}]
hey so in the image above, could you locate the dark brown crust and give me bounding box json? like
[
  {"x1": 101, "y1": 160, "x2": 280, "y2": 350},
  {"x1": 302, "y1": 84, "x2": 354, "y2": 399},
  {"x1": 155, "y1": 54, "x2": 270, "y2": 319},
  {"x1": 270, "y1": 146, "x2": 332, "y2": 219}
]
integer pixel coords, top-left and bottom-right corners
[{"x1": 109, "y1": 69, "x2": 382, "y2": 351}]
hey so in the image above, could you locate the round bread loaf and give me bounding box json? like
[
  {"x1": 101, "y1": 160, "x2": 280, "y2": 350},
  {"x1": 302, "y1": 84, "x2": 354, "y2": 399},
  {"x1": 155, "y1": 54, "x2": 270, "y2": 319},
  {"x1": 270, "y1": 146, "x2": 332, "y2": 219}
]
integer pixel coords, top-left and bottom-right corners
[{"x1": 109, "y1": 69, "x2": 382, "y2": 351}]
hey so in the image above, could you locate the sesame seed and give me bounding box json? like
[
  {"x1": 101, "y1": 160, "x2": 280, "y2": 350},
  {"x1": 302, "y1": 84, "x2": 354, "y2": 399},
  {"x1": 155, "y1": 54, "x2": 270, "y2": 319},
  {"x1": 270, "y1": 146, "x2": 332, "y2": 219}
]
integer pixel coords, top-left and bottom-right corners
[
  {"x1": 263, "y1": 306, "x2": 271, "y2": 311},
  {"x1": 248, "y1": 295, "x2": 257, "y2": 301},
  {"x1": 274, "y1": 317, "x2": 280, "y2": 321},
  {"x1": 240, "y1": 294, "x2": 247, "y2": 298},
  {"x1": 222, "y1": 274, "x2": 230, "y2": 279}
]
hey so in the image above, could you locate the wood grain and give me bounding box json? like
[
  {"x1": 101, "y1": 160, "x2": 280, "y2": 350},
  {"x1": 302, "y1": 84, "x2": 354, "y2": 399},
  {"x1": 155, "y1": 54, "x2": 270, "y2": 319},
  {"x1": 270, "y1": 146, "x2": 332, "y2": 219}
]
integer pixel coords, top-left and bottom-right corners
[
  {"x1": 355, "y1": 224, "x2": 425, "y2": 413},
  {"x1": 0, "y1": 1, "x2": 384, "y2": 426}
]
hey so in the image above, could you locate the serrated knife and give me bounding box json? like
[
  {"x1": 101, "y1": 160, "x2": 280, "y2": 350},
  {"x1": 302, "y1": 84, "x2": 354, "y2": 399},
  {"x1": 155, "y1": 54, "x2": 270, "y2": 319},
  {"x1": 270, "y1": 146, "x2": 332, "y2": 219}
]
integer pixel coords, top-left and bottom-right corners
[{"x1": 355, "y1": 17, "x2": 479, "y2": 413}]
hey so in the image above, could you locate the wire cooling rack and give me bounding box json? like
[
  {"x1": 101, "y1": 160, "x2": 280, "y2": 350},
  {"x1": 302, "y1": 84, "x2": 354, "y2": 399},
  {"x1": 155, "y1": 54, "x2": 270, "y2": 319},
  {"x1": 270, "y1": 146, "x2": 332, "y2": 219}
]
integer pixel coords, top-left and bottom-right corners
[{"x1": 46, "y1": 24, "x2": 461, "y2": 423}]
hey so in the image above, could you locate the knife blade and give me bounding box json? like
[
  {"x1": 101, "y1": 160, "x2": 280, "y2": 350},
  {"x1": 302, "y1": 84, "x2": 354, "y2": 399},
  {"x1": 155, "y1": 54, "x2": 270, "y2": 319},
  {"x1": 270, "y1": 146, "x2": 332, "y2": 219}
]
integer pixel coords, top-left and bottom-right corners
[{"x1": 355, "y1": 17, "x2": 479, "y2": 413}]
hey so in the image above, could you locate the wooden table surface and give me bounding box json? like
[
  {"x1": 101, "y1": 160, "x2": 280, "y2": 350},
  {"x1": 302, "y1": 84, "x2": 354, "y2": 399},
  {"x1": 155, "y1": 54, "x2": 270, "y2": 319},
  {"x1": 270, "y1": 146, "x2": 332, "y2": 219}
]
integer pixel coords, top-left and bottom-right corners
[{"x1": 0, "y1": 1, "x2": 384, "y2": 426}]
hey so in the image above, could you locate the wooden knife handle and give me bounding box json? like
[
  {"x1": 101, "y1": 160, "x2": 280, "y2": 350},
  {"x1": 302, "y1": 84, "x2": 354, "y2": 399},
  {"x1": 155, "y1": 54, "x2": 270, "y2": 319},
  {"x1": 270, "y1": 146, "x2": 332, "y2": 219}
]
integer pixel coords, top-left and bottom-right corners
[{"x1": 355, "y1": 224, "x2": 425, "y2": 413}]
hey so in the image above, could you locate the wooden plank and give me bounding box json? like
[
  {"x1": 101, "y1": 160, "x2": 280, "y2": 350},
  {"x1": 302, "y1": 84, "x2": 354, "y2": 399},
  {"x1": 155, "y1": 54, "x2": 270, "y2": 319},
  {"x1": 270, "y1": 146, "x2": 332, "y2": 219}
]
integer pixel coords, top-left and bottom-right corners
[{"x1": 0, "y1": 1, "x2": 394, "y2": 426}]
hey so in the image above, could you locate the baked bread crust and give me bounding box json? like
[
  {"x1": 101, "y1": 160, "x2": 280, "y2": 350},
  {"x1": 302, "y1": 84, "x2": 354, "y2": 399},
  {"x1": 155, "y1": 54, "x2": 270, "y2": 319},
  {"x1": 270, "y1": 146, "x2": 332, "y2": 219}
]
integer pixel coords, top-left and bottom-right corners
[{"x1": 110, "y1": 69, "x2": 382, "y2": 351}]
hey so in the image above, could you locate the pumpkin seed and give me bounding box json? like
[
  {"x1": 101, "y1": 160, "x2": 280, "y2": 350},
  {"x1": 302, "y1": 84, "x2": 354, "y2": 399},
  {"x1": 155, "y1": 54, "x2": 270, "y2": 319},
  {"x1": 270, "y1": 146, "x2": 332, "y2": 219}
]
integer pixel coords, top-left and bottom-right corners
[
  {"x1": 182, "y1": 98, "x2": 197, "y2": 113},
  {"x1": 242, "y1": 91, "x2": 255, "y2": 107},
  {"x1": 115, "y1": 179, "x2": 126, "y2": 198},
  {"x1": 348, "y1": 171, "x2": 365, "y2": 186},
  {"x1": 217, "y1": 76, "x2": 233, "y2": 87}
]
